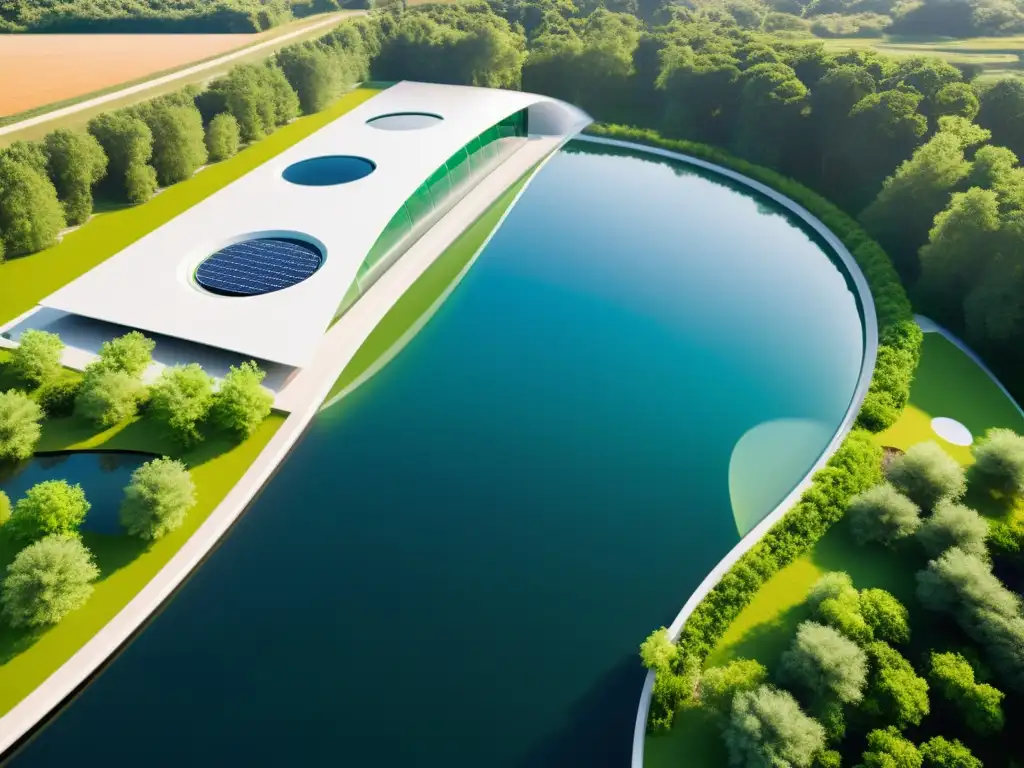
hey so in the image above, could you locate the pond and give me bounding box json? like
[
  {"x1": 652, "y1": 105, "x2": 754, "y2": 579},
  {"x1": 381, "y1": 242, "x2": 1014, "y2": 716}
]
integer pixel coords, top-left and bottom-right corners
[
  {"x1": 0, "y1": 453, "x2": 148, "y2": 536},
  {"x1": 6, "y1": 140, "x2": 865, "y2": 767}
]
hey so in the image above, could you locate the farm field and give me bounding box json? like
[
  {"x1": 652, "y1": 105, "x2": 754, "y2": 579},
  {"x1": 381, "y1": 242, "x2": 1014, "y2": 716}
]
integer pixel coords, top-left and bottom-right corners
[
  {"x1": 0, "y1": 11, "x2": 358, "y2": 143},
  {"x1": 816, "y1": 34, "x2": 1024, "y2": 81}
]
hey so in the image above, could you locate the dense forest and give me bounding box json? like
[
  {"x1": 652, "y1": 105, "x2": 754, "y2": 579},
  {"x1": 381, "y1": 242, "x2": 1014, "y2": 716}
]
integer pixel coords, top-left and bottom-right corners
[{"x1": 0, "y1": 0, "x2": 365, "y2": 33}]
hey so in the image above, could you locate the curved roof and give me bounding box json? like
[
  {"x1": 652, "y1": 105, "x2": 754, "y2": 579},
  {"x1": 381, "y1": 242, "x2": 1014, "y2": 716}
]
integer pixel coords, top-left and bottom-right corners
[{"x1": 40, "y1": 82, "x2": 590, "y2": 368}]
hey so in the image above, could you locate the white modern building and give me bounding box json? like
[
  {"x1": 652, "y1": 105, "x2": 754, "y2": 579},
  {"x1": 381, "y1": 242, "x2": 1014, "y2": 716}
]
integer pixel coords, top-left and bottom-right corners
[{"x1": 3, "y1": 82, "x2": 589, "y2": 405}]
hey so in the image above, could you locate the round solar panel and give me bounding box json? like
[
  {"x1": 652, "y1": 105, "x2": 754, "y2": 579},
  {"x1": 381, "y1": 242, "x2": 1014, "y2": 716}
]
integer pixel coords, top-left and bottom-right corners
[{"x1": 195, "y1": 238, "x2": 323, "y2": 297}]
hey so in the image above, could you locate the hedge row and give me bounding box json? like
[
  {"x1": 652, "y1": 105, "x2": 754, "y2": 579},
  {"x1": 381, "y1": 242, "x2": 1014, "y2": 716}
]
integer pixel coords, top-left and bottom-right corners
[
  {"x1": 583, "y1": 126, "x2": 920, "y2": 732},
  {"x1": 585, "y1": 124, "x2": 922, "y2": 435}
]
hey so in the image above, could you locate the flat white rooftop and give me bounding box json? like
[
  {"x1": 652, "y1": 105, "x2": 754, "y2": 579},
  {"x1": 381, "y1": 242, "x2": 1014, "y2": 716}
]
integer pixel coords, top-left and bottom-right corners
[{"x1": 40, "y1": 82, "x2": 589, "y2": 368}]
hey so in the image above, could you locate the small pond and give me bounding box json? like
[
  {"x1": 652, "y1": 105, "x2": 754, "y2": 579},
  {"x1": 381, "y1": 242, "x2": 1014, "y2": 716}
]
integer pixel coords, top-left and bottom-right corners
[{"x1": 0, "y1": 453, "x2": 149, "y2": 536}]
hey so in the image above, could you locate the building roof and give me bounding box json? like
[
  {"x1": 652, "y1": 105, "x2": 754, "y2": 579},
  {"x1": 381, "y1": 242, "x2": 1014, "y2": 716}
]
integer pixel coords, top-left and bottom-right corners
[{"x1": 40, "y1": 82, "x2": 589, "y2": 368}]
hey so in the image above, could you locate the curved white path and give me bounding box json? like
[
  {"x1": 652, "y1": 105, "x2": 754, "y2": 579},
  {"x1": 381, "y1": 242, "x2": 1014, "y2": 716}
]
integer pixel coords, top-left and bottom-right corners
[
  {"x1": 572, "y1": 137, "x2": 879, "y2": 768},
  {"x1": 0, "y1": 12, "x2": 356, "y2": 139}
]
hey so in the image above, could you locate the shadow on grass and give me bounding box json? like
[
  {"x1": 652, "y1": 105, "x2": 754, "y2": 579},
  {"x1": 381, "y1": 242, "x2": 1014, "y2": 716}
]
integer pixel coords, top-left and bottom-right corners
[
  {"x1": 811, "y1": 518, "x2": 919, "y2": 604},
  {"x1": 83, "y1": 531, "x2": 149, "y2": 581},
  {"x1": 644, "y1": 701, "x2": 728, "y2": 768},
  {"x1": 711, "y1": 602, "x2": 810, "y2": 670},
  {"x1": 964, "y1": 465, "x2": 1023, "y2": 522}
]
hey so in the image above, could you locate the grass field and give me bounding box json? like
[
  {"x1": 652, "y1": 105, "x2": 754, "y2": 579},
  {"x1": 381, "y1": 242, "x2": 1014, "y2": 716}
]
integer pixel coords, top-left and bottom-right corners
[
  {"x1": 816, "y1": 35, "x2": 1024, "y2": 81},
  {"x1": 0, "y1": 348, "x2": 286, "y2": 716},
  {"x1": 0, "y1": 87, "x2": 380, "y2": 328},
  {"x1": 644, "y1": 327, "x2": 1024, "y2": 766},
  {"x1": 0, "y1": 11, "x2": 361, "y2": 144}
]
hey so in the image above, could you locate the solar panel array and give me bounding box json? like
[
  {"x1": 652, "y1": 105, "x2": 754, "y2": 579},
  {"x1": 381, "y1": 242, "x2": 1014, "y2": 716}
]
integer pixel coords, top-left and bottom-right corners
[{"x1": 195, "y1": 238, "x2": 322, "y2": 297}]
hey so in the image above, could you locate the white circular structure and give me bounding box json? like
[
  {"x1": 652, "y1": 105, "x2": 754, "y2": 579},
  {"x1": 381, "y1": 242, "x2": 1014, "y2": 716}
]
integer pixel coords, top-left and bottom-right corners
[{"x1": 931, "y1": 416, "x2": 973, "y2": 446}]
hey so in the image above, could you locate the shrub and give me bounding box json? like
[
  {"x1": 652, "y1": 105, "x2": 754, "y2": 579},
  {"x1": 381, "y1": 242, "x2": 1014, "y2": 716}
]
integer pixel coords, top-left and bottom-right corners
[
  {"x1": 927, "y1": 651, "x2": 1004, "y2": 735},
  {"x1": 0, "y1": 390, "x2": 44, "y2": 461},
  {"x1": 211, "y1": 360, "x2": 274, "y2": 439},
  {"x1": 205, "y1": 113, "x2": 240, "y2": 162},
  {"x1": 861, "y1": 727, "x2": 922, "y2": 768},
  {"x1": 75, "y1": 369, "x2": 145, "y2": 428},
  {"x1": 148, "y1": 364, "x2": 214, "y2": 446},
  {"x1": 0, "y1": 534, "x2": 98, "y2": 628},
  {"x1": 640, "y1": 627, "x2": 678, "y2": 673},
  {"x1": 780, "y1": 621, "x2": 868, "y2": 704},
  {"x1": 8, "y1": 479, "x2": 90, "y2": 542},
  {"x1": 11, "y1": 329, "x2": 64, "y2": 386},
  {"x1": 0, "y1": 490, "x2": 10, "y2": 527},
  {"x1": 916, "y1": 501, "x2": 989, "y2": 558},
  {"x1": 886, "y1": 441, "x2": 966, "y2": 510},
  {"x1": 119, "y1": 457, "x2": 197, "y2": 540},
  {"x1": 859, "y1": 588, "x2": 911, "y2": 645},
  {"x1": 92, "y1": 330, "x2": 155, "y2": 378},
  {"x1": 649, "y1": 660, "x2": 698, "y2": 733},
  {"x1": 807, "y1": 572, "x2": 857, "y2": 611},
  {"x1": 848, "y1": 482, "x2": 921, "y2": 546},
  {"x1": 919, "y1": 736, "x2": 981, "y2": 768},
  {"x1": 698, "y1": 659, "x2": 767, "y2": 715},
  {"x1": 37, "y1": 377, "x2": 81, "y2": 418},
  {"x1": 971, "y1": 428, "x2": 1024, "y2": 498},
  {"x1": 817, "y1": 591, "x2": 873, "y2": 644},
  {"x1": 862, "y1": 641, "x2": 930, "y2": 728},
  {"x1": 815, "y1": 749, "x2": 842, "y2": 768},
  {"x1": 723, "y1": 685, "x2": 825, "y2": 768}
]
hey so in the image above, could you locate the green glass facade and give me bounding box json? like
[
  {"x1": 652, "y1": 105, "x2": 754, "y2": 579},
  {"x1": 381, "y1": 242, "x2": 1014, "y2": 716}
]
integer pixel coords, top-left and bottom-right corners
[{"x1": 335, "y1": 109, "x2": 529, "y2": 319}]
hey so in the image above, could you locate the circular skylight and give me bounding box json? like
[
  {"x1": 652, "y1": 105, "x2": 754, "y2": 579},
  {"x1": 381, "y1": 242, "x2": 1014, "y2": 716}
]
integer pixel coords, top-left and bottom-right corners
[
  {"x1": 195, "y1": 237, "x2": 323, "y2": 297},
  {"x1": 282, "y1": 155, "x2": 376, "y2": 186},
  {"x1": 931, "y1": 416, "x2": 973, "y2": 446},
  {"x1": 366, "y1": 112, "x2": 444, "y2": 131}
]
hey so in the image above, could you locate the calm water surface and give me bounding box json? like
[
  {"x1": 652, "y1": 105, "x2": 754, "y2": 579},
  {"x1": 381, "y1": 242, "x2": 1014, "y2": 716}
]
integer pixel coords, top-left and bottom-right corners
[{"x1": 6, "y1": 142, "x2": 864, "y2": 767}]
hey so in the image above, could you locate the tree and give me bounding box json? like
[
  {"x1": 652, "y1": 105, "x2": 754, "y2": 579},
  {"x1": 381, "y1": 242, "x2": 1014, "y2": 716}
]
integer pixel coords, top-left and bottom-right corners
[
  {"x1": 205, "y1": 62, "x2": 300, "y2": 142},
  {"x1": 0, "y1": 390, "x2": 43, "y2": 462},
  {"x1": 699, "y1": 659, "x2": 767, "y2": 715},
  {"x1": 885, "y1": 441, "x2": 966, "y2": 510},
  {"x1": 933, "y1": 82, "x2": 980, "y2": 121},
  {"x1": 74, "y1": 369, "x2": 145, "y2": 428},
  {"x1": 8, "y1": 479, "x2": 90, "y2": 542},
  {"x1": 848, "y1": 482, "x2": 921, "y2": 547},
  {"x1": 916, "y1": 500, "x2": 988, "y2": 558},
  {"x1": 211, "y1": 361, "x2": 274, "y2": 439},
  {"x1": 723, "y1": 685, "x2": 825, "y2": 768},
  {"x1": 0, "y1": 155, "x2": 66, "y2": 257},
  {"x1": 0, "y1": 490, "x2": 10, "y2": 527},
  {"x1": 780, "y1": 621, "x2": 868, "y2": 704},
  {"x1": 862, "y1": 641, "x2": 930, "y2": 728},
  {"x1": 640, "y1": 627, "x2": 678, "y2": 673},
  {"x1": 148, "y1": 364, "x2": 214, "y2": 446},
  {"x1": 732, "y1": 62, "x2": 808, "y2": 171},
  {"x1": 927, "y1": 651, "x2": 1004, "y2": 735},
  {"x1": 120, "y1": 457, "x2": 197, "y2": 541},
  {"x1": 11, "y1": 329, "x2": 64, "y2": 386},
  {"x1": 861, "y1": 727, "x2": 922, "y2": 768},
  {"x1": 807, "y1": 571, "x2": 858, "y2": 611},
  {"x1": 919, "y1": 736, "x2": 981, "y2": 768},
  {"x1": 87, "y1": 111, "x2": 158, "y2": 204},
  {"x1": 37, "y1": 377, "x2": 81, "y2": 418},
  {"x1": 916, "y1": 546, "x2": 1019, "y2": 619},
  {"x1": 205, "y1": 113, "x2": 241, "y2": 162},
  {"x1": 132, "y1": 102, "x2": 208, "y2": 186},
  {"x1": 42, "y1": 128, "x2": 107, "y2": 225},
  {"x1": 2, "y1": 140, "x2": 48, "y2": 174},
  {"x1": 859, "y1": 588, "x2": 911, "y2": 645},
  {"x1": 278, "y1": 43, "x2": 346, "y2": 114},
  {"x1": 92, "y1": 331, "x2": 156, "y2": 378},
  {"x1": 971, "y1": 428, "x2": 1024, "y2": 498},
  {"x1": 859, "y1": 117, "x2": 990, "y2": 282},
  {"x1": 0, "y1": 534, "x2": 98, "y2": 628},
  {"x1": 977, "y1": 78, "x2": 1024, "y2": 160}
]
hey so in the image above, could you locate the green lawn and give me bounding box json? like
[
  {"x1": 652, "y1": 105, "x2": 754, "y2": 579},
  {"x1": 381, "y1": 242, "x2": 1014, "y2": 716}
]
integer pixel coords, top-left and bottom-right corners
[
  {"x1": 0, "y1": 349, "x2": 285, "y2": 715},
  {"x1": 815, "y1": 35, "x2": 1024, "y2": 81},
  {"x1": 644, "y1": 327, "x2": 1024, "y2": 765},
  {"x1": 0, "y1": 86, "x2": 380, "y2": 327},
  {"x1": 321, "y1": 163, "x2": 541, "y2": 408}
]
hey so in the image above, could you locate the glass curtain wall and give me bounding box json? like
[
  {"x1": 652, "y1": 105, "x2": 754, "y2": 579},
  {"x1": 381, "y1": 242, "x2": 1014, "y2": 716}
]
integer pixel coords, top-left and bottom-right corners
[{"x1": 334, "y1": 109, "x2": 529, "y2": 319}]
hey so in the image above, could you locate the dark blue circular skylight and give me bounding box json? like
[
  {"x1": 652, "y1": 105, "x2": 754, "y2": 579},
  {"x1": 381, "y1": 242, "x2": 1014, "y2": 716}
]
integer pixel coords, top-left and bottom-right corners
[
  {"x1": 195, "y1": 238, "x2": 323, "y2": 297},
  {"x1": 282, "y1": 155, "x2": 375, "y2": 186}
]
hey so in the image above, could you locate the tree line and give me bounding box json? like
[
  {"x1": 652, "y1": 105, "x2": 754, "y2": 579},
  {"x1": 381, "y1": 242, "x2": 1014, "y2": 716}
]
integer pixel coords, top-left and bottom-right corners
[
  {"x1": 0, "y1": 18, "x2": 375, "y2": 262},
  {"x1": 0, "y1": 0, "x2": 369, "y2": 34}
]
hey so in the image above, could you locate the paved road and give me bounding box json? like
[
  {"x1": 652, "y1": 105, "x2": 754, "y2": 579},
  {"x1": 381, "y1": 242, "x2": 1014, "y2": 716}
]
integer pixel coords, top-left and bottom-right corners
[{"x1": 0, "y1": 12, "x2": 357, "y2": 138}]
